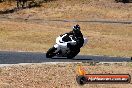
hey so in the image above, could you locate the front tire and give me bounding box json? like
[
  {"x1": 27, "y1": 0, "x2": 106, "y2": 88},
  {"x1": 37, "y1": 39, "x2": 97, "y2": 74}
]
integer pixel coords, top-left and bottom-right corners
[{"x1": 46, "y1": 47, "x2": 56, "y2": 58}]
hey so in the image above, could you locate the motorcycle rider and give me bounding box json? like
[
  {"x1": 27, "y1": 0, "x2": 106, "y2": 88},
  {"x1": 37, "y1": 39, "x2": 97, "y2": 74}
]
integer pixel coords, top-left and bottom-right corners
[
  {"x1": 46, "y1": 24, "x2": 85, "y2": 59},
  {"x1": 60, "y1": 24, "x2": 84, "y2": 55}
]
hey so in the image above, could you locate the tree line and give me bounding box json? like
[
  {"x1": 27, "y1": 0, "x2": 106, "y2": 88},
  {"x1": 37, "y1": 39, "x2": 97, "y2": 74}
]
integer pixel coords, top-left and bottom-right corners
[
  {"x1": 0, "y1": 0, "x2": 131, "y2": 9},
  {"x1": 0, "y1": 0, "x2": 55, "y2": 8}
]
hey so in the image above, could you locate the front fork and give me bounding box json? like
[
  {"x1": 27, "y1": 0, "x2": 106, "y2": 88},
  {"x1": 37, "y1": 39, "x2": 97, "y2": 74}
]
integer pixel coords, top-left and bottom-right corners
[{"x1": 54, "y1": 44, "x2": 60, "y2": 53}]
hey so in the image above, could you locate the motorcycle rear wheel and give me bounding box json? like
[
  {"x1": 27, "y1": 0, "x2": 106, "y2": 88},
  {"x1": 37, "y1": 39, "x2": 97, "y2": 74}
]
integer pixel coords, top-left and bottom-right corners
[{"x1": 67, "y1": 49, "x2": 80, "y2": 59}]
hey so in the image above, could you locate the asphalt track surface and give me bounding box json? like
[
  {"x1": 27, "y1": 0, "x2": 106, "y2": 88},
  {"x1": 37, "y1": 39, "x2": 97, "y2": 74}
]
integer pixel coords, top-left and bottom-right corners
[{"x1": 0, "y1": 51, "x2": 131, "y2": 64}]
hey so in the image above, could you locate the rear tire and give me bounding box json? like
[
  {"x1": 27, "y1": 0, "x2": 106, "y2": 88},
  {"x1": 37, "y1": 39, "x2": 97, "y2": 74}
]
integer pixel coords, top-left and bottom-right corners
[
  {"x1": 46, "y1": 47, "x2": 56, "y2": 58},
  {"x1": 67, "y1": 49, "x2": 80, "y2": 59}
]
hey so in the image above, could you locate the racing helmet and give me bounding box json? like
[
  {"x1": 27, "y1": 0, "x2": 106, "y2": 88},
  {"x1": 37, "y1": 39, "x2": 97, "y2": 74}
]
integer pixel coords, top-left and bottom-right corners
[{"x1": 73, "y1": 24, "x2": 80, "y2": 33}]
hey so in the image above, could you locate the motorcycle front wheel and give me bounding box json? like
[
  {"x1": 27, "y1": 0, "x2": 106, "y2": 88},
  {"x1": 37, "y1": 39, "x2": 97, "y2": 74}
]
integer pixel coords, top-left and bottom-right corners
[{"x1": 46, "y1": 47, "x2": 56, "y2": 58}]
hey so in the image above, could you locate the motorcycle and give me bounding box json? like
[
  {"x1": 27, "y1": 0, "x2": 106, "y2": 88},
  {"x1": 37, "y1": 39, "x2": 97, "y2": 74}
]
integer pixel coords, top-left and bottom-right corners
[{"x1": 46, "y1": 34, "x2": 88, "y2": 59}]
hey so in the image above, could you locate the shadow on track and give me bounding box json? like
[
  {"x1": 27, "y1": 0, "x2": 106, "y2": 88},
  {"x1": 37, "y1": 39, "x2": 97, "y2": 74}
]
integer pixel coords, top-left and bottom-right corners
[{"x1": 52, "y1": 57, "x2": 92, "y2": 60}]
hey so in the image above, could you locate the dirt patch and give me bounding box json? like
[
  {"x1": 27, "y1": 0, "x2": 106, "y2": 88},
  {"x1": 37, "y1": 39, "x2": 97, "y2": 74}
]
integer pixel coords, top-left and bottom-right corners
[
  {"x1": 0, "y1": 0, "x2": 132, "y2": 20},
  {"x1": 0, "y1": 63, "x2": 132, "y2": 88}
]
